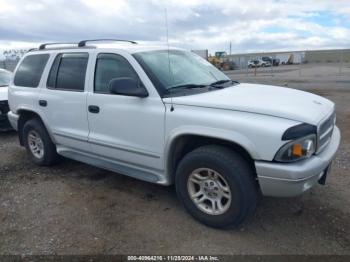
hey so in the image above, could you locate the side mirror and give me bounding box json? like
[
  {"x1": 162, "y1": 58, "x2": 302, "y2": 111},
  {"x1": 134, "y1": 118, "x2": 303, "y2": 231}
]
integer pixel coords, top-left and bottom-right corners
[{"x1": 108, "y1": 77, "x2": 148, "y2": 98}]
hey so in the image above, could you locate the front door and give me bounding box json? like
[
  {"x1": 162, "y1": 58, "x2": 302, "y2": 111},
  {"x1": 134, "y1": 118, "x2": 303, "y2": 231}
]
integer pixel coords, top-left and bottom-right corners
[{"x1": 87, "y1": 52, "x2": 166, "y2": 173}]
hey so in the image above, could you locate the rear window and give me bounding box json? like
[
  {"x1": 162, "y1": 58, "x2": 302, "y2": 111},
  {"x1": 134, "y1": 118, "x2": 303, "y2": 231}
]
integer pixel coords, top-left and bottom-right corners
[
  {"x1": 47, "y1": 53, "x2": 88, "y2": 91},
  {"x1": 14, "y1": 54, "x2": 49, "y2": 87}
]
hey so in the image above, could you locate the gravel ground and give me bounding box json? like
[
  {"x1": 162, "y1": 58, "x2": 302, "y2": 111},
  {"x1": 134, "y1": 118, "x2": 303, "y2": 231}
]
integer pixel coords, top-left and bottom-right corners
[{"x1": 0, "y1": 84, "x2": 349, "y2": 255}]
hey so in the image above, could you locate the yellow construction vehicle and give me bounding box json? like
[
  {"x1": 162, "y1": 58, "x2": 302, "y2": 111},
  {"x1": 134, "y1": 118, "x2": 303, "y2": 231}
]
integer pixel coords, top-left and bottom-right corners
[{"x1": 208, "y1": 55, "x2": 221, "y2": 69}]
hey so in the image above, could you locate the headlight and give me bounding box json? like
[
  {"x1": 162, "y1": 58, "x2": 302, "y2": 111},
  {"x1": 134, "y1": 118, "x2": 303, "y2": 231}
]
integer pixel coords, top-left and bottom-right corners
[{"x1": 274, "y1": 134, "x2": 316, "y2": 162}]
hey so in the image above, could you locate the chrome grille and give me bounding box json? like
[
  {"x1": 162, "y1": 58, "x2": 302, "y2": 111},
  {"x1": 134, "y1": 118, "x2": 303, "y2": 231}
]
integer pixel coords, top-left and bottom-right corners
[{"x1": 317, "y1": 111, "x2": 336, "y2": 153}]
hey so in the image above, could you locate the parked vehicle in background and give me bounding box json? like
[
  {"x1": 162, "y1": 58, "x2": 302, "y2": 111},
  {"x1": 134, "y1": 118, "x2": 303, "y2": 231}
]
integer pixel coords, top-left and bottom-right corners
[
  {"x1": 221, "y1": 61, "x2": 238, "y2": 71},
  {"x1": 8, "y1": 40, "x2": 340, "y2": 228},
  {"x1": 248, "y1": 59, "x2": 259, "y2": 68},
  {"x1": 248, "y1": 59, "x2": 270, "y2": 68},
  {"x1": 208, "y1": 55, "x2": 221, "y2": 69},
  {"x1": 0, "y1": 68, "x2": 13, "y2": 131},
  {"x1": 281, "y1": 54, "x2": 295, "y2": 65},
  {"x1": 262, "y1": 56, "x2": 280, "y2": 66},
  {"x1": 215, "y1": 51, "x2": 226, "y2": 58},
  {"x1": 273, "y1": 58, "x2": 280, "y2": 66}
]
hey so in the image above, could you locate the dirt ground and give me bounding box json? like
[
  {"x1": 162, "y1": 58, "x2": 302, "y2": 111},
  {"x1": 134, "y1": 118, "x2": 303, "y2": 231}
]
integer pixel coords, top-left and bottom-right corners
[{"x1": 0, "y1": 77, "x2": 350, "y2": 255}]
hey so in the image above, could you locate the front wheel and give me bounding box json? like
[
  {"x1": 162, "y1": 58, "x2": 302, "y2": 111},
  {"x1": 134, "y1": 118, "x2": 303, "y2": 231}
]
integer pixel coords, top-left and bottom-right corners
[{"x1": 175, "y1": 145, "x2": 257, "y2": 228}]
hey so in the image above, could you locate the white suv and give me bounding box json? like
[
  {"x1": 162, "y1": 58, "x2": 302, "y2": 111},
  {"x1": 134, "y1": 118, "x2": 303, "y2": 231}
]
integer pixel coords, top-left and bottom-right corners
[
  {"x1": 8, "y1": 40, "x2": 340, "y2": 228},
  {"x1": 248, "y1": 59, "x2": 271, "y2": 68}
]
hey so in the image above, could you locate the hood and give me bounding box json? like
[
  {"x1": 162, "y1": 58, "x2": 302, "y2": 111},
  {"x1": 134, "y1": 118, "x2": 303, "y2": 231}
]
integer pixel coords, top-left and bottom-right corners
[
  {"x1": 165, "y1": 83, "x2": 334, "y2": 125},
  {"x1": 0, "y1": 86, "x2": 8, "y2": 101}
]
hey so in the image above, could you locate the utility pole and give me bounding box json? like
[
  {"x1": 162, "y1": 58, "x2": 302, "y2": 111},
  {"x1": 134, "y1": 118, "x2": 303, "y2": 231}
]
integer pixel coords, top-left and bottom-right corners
[{"x1": 229, "y1": 42, "x2": 232, "y2": 56}]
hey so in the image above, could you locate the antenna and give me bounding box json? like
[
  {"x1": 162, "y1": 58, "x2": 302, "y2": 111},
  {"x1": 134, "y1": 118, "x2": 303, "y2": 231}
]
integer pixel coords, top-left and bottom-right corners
[
  {"x1": 165, "y1": 8, "x2": 170, "y2": 50},
  {"x1": 165, "y1": 7, "x2": 174, "y2": 112}
]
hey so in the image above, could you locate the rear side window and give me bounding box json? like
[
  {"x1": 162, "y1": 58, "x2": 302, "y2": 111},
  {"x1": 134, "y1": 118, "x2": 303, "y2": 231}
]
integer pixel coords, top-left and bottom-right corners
[
  {"x1": 94, "y1": 53, "x2": 139, "y2": 93},
  {"x1": 47, "y1": 53, "x2": 88, "y2": 91},
  {"x1": 14, "y1": 54, "x2": 49, "y2": 87}
]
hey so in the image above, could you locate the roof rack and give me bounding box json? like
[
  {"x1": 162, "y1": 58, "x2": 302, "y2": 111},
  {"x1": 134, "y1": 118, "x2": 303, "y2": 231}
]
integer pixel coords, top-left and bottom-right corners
[
  {"x1": 78, "y1": 39, "x2": 137, "y2": 47},
  {"x1": 37, "y1": 39, "x2": 137, "y2": 51},
  {"x1": 39, "y1": 42, "x2": 78, "y2": 50}
]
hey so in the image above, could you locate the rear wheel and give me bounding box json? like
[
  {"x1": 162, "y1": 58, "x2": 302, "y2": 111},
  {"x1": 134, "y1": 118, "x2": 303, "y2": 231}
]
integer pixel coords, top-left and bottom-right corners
[
  {"x1": 23, "y1": 118, "x2": 59, "y2": 166},
  {"x1": 175, "y1": 145, "x2": 257, "y2": 228}
]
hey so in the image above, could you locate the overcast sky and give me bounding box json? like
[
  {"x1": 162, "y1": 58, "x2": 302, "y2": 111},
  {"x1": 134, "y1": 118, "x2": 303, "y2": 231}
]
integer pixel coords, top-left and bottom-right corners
[{"x1": 0, "y1": 0, "x2": 350, "y2": 54}]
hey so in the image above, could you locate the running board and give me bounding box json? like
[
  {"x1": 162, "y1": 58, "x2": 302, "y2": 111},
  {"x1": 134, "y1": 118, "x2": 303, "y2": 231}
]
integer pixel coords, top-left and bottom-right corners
[{"x1": 57, "y1": 146, "x2": 161, "y2": 183}]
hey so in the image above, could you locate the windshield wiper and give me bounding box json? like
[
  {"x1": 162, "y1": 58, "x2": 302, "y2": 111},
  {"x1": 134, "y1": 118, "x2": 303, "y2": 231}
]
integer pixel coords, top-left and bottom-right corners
[
  {"x1": 209, "y1": 80, "x2": 239, "y2": 87},
  {"x1": 167, "y1": 84, "x2": 207, "y2": 92},
  {"x1": 166, "y1": 80, "x2": 239, "y2": 93}
]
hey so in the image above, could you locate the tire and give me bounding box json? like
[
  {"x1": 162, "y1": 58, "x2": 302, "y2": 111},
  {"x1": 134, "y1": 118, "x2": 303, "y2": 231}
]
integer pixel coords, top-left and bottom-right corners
[
  {"x1": 175, "y1": 145, "x2": 257, "y2": 228},
  {"x1": 23, "y1": 118, "x2": 60, "y2": 166}
]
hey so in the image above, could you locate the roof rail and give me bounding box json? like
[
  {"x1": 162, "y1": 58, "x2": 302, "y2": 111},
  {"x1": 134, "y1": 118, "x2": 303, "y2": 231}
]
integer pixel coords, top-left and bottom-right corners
[
  {"x1": 39, "y1": 42, "x2": 78, "y2": 50},
  {"x1": 78, "y1": 39, "x2": 137, "y2": 47}
]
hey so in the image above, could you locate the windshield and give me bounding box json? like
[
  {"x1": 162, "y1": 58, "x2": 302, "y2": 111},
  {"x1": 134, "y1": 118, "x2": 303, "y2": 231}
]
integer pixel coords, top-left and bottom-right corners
[
  {"x1": 0, "y1": 70, "x2": 12, "y2": 87},
  {"x1": 133, "y1": 50, "x2": 230, "y2": 93}
]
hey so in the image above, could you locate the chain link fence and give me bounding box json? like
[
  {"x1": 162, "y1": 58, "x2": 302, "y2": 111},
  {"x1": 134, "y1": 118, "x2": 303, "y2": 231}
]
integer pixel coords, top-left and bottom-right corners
[
  {"x1": 219, "y1": 49, "x2": 350, "y2": 86},
  {"x1": 217, "y1": 49, "x2": 350, "y2": 89}
]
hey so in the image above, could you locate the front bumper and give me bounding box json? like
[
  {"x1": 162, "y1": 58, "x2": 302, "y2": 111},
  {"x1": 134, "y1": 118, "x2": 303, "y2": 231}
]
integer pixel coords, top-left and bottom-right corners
[{"x1": 255, "y1": 126, "x2": 341, "y2": 197}]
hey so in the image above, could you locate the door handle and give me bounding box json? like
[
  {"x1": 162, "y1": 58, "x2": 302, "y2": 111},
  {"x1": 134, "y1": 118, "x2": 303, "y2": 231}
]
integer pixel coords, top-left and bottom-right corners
[
  {"x1": 39, "y1": 100, "x2": 47, "y2": 107},
  {"x1": 88, "y1": 105, "x2": 100, "y2": 114}
]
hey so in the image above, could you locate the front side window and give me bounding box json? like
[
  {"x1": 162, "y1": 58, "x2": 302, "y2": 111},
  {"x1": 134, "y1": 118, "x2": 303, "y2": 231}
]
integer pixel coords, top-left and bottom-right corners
[
  {"x1": 14, "y1": 54, "x2": 49, "y2": 87},
  {"x1": 94, "y1": 53, "x2": 139, "y2": 93},
  {"x1": 47, "y1": 53, "x2": 88, "y2": 91}
]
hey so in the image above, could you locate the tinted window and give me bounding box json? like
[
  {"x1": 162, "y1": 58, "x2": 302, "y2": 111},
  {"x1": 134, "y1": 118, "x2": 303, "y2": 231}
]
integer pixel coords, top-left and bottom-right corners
[
  {"x1": 47, "y1": 53, "x2": 88, "y2": 91},
  {"x1": 14, "y1": 54, "x2": 49, "y2": 87},
  {"x1": 94, "y1": 53, "x2": 139, "y2": 93}
]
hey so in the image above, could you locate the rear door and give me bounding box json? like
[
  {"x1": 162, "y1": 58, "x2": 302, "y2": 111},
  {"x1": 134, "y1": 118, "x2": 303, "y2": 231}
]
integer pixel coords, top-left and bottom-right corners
[{"x1": 38, "y1": 52, "x2": 91, "y2": 151}]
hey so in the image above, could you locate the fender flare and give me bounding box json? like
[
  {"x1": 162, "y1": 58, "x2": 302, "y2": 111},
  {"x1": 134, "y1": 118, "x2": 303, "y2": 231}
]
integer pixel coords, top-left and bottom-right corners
[
  {"x1": 163, "y1": 125, "x2": 260, "y2": 183},
  {"x1": 16, "y1": 106, "x2": 56, "y2": 145}
]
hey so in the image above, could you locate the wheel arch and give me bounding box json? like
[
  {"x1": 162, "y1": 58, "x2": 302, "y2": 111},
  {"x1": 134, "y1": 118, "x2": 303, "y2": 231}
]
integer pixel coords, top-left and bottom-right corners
[
  {"x1": 165, "y1": 129, "x2": 259, "y2": 185},
  {"x1": 17, "y1": 109, "x2": 54, "y2": 146}
]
